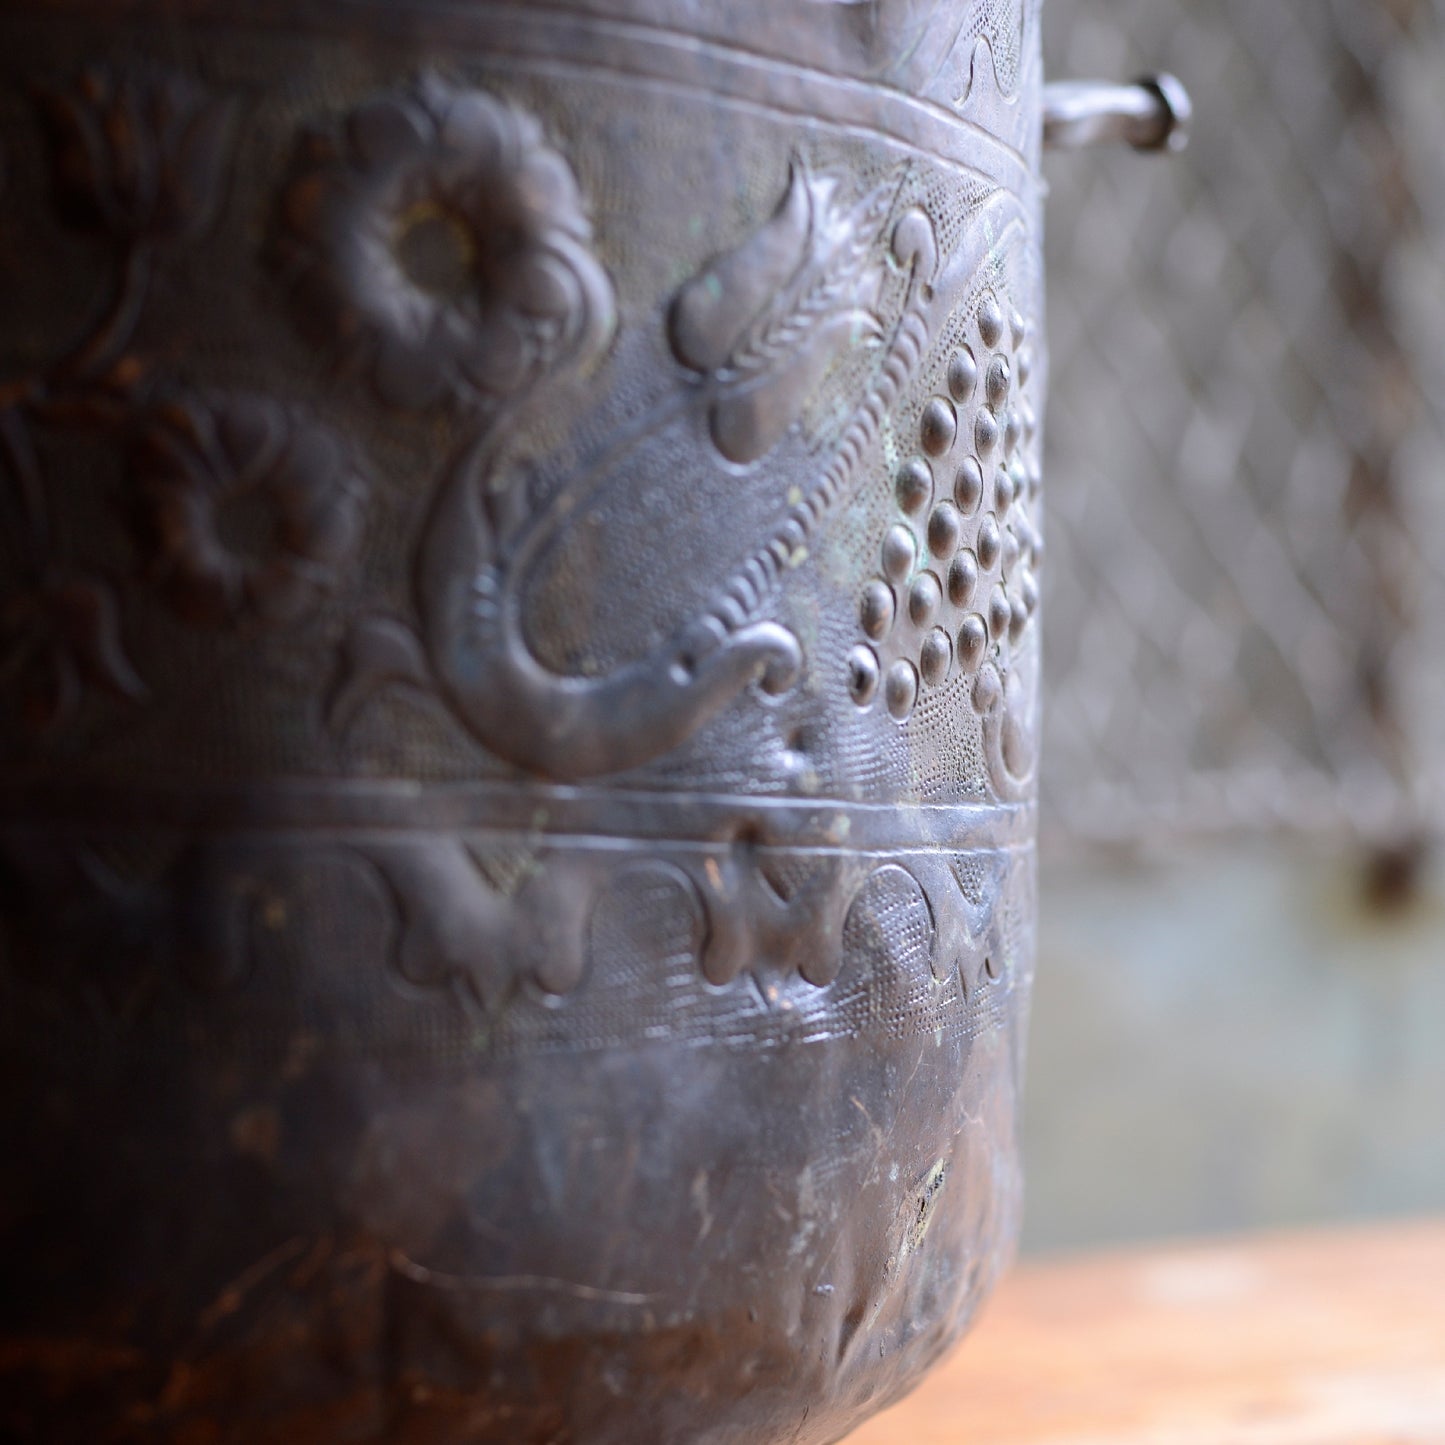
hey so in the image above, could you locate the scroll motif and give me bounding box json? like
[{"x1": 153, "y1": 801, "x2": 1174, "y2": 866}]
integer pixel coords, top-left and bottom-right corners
[
  {"x1": 0, "y1": 833, "x2": 275, "y2": 1016},
  {"x1": 687, "y1": 846, "x2": 861, "y2": 989},
  {"x1": 337, "y1": 837, "x2": 586, "y2": 1010},
  {"x1": 0, "y1": 825, "x2": 1010, "y2": 1026}
]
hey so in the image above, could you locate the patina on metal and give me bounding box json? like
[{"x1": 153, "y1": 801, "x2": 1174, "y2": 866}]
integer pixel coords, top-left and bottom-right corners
[{"x1": 0, "y1": 3, "x2": 1180, "y2": 1441}]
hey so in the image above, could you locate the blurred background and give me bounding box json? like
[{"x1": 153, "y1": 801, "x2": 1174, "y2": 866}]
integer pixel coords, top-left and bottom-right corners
[{"x1": 1025, "y1": 0, "x2": 1445, "y2": 1252}]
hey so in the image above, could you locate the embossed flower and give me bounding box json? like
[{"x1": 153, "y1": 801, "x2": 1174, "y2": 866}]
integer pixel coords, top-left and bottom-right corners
[
  {"x1": 34, "y1": 65, "x2": 238, "y2": 243},
  {"x1": 132, "y1": 395, "x2": 369, "y2": 628},
  {"x1": 276, "y1": 75, "x2": 615, "y2": 410}
]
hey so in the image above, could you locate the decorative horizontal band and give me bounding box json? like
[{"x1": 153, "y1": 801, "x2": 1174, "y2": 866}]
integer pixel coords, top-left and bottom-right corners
[
  {"x1": 9, "y1": 0, "x2": 1033, "y2": 191},
  {"x1": 0, "y1": 780, "x2": 1035, "y2": 853}
]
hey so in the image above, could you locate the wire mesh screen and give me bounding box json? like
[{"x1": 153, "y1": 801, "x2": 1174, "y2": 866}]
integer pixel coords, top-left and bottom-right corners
[{"x1": 1039, "y1": 0, "x2": 1444, "y2": 851}]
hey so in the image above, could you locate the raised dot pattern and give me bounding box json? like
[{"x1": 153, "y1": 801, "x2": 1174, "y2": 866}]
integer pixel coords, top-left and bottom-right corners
[{"x1": 850, "y1": 290, "x2": 1043, "y2": 722}]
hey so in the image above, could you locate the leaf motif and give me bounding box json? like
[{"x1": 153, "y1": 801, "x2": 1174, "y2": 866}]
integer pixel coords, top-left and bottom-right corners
[
  {"x1": 32, "y1": 77, "x2": 111, "y2": 232},
  {"x1": 48, "y1": 574, "x2": 147, "y2": 701},
  {"x1": 166, "y1": 92, "x2": 240, "y2": 242},
  {"x1": 669, "y1": 161, "x2": 815, "y2": 373},
  {"x1": 670, "y1": 160, "x2": 896, "y2": 464},
  {"x1": 0, "y1": 571, "x2": 145, "y2": 734},
  {"x1": 24, "y1": 650, "x2": 78, "y2": 734},
  {"x1": 710, "y1": 305, "x2": 884, "y2": 465},
  {"x1": 34, "y1": 66, "x2": 239, "y2": 243},
  {"x1": 327, "y1": 614, "x2": 431, "y2": 734},
  {"x1": 0, "y1": 406, "x2": 47, "y2": 554},
  {"x1": 721, "y1": 172, "x2": 893, "y2": 385}
]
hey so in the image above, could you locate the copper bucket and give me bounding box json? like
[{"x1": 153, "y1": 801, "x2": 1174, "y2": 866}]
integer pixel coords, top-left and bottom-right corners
[{"x1": 0, "y1": 3, "x2": 1183, "y2": 1439}]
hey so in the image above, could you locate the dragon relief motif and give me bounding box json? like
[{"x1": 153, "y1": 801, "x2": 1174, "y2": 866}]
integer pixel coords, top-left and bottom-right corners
[
  {"x1": 328, "y1": 125, "x2": 941, "y2": 781},
  {"x1": 0, "y1": 67, "x2": 1038, "y2": 1018}
]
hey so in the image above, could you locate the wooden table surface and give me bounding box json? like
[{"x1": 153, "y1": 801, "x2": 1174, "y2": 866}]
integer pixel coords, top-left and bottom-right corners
[{"x1": 850, "y1": 1219, "x2": 1445, "y2": 1445}]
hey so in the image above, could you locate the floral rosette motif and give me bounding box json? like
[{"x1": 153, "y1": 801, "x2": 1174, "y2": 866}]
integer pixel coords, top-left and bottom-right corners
[
  {"x1": 276, "y1": 74, "x2": 616, "y2": 410},
  {"x1": 131, "y1": 394, "x2": 369, "y2": 628}
]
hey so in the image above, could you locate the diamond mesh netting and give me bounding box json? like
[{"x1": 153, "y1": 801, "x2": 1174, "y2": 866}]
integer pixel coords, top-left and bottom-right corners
[{"x1": 1039, "y1": 0, "x2": 1445, "y2": 851}]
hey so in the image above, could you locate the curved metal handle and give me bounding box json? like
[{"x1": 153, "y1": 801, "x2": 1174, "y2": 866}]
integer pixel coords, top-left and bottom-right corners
[{"x1": 1043, "y1": 73, "x2": 1191, "y2": 154}]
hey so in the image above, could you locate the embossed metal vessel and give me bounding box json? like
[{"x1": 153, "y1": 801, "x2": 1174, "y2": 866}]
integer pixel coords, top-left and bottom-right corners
[{"x1": 0, "y1": 4, "x2": 1181, "y2": 1441}]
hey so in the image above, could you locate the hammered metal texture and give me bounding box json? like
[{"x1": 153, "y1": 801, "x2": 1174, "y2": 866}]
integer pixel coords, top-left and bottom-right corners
[{"x1": 0, "y1": 4, "x2": 1045, "y2": 1440}]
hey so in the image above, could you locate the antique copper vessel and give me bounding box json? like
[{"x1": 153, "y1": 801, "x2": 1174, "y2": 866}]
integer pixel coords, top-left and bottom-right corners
[{"x1": 0, "y1": 3, "x2": 1183, "y2": 1440}]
